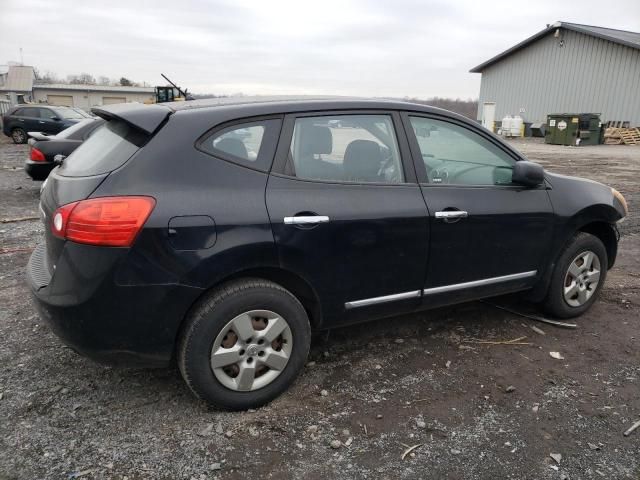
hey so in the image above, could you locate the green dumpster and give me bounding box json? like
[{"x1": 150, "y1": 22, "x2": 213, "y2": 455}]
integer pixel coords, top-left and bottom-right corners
[{"x1": 545, "y1": 113, "x2": 602, "y2": 146}]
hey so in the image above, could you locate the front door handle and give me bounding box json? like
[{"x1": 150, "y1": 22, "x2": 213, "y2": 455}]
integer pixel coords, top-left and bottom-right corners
[
  {"x1": 284, "y1": 215, "x2": 330, "y2": 225},
  {"x1": 435, "y1": 210, "x2": 468, "y2": 223}
]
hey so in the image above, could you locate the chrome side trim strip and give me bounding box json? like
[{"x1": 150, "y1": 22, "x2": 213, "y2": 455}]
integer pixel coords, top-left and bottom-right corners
[
  {"x1": 345, "y1": 290, "x2": 422, "y2": 309},
  {"x1": 423, "y1": 270, "x2": 537, "y2": 296}
]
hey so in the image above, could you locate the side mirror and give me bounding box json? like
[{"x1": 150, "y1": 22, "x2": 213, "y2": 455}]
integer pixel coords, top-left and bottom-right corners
[
  {"x1": 512, "y1": 161, "x2": 545, "y2": 187},
  {"x1": 51, "y1": 116, "x2": 61, "y2": 121}
]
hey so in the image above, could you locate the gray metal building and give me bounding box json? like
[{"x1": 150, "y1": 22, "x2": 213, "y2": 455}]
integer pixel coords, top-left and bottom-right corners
[{"x1": 471, "y1": 21, "x2": 640, "y2": 129}]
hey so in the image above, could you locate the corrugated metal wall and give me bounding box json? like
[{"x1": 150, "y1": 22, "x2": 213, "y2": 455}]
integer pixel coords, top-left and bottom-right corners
[{"x1": 476, "y1": 29, "x2": 640, "y2": 126}]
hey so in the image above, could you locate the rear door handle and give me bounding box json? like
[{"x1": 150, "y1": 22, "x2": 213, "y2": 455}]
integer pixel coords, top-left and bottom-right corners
[
  {"x1": 435, "y1": 210, "x2": 468, "y2": 223},
  {"x1": 284, "y1": 215, "x2": 330, "y2": 225}
]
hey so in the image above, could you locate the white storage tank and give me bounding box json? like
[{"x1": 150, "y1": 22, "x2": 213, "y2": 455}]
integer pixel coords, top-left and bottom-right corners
[
  {"x1": 511, "y1": 116, "x2": 524, "y2": 137},
  {"x1": 501, "y1": 115, "x2": 512, "y2": 136}
]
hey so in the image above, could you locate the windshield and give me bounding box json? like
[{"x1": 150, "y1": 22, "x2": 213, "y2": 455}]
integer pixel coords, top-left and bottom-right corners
[
  {"x1": 54, "y1": 106, "x2": 85, "y2": 119},
  {"x1": 57, "y1": 120, "x2": 148, "y2": 177}
]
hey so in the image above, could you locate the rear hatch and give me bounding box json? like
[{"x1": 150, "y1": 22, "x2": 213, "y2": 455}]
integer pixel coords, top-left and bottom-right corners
[{"x1": 39, "y1": 104, "x2": 171, "y2": 274}]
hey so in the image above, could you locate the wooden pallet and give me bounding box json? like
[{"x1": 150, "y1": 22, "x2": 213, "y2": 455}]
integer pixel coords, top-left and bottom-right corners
[
  {"x1": 619, "y1": 127, "x2": 640, "y2": 145},
  {"x1": 603, "y1": 127, "x2": 640, "y2": 145},
  {"x1": 606, "y1": 120, "x2": 630, "y2": 129}
]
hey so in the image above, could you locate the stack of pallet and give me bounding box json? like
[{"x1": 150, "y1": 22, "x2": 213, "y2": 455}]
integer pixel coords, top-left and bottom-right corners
[{"x1": 604, "y1": 127, "x2": 640, "y2": 145}]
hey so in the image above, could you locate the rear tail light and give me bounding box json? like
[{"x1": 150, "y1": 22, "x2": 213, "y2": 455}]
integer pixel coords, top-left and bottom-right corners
[
  {"x1": 51, "y1": 196, "x2": 156, "y2": 247},
  {"x1": 30, "y1": 147, "x2": 46, "y2": 162}
]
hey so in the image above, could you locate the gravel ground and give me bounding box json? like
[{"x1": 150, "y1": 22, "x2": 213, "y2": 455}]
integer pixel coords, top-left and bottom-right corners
[{"x1": 0, "y1": 135, "x2": 638, "y2": 479}]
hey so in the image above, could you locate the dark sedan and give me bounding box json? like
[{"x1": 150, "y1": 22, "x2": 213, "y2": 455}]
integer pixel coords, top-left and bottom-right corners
[
  {"x1": 2, "y1": 105, "x2": 85, "y2": 143},
  {"x1": 25, "y1": 118, "x2": 104, "y2": 180},
  {"x1": 28, "y1": 98, "x2": 628, "y2": 409}
]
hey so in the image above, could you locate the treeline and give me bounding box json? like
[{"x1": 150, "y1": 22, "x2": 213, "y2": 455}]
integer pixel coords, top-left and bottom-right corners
[
  {"x1": 34, "y1": 69, "x2": 145, "y2": 88},
  {"x1": 402, "y1": 97, "x2": 478, "y2": 120}
]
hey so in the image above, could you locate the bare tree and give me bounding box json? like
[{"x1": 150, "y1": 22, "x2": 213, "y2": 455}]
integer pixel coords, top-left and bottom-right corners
[
  {"x1": 68, "y1": 73, "x2": 96, "y2": 85},
  {"x1": 97, "y1": 76, "x2": 112, "y2": 86},
  {"x1": 34, "y1": 69, "x2": 62, "y2": 84}
]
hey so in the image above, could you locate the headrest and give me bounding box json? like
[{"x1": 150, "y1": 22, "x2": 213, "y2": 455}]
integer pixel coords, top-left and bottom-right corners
[
  {"x1": 215, "y1": 137, "x2": 248, "y2": 159},
  {"x1": 343, "y1": 140, "x2": 383, "y2": 182},
  {"x1": 299, "y1": 125, "x2": 332, "y2": 155}
]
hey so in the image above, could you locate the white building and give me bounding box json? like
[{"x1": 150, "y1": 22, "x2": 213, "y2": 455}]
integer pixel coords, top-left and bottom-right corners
[
  {"x1": 471, "y1": 21, "x2": 640, "y2": 128},
  {"x1": 1, "y1": 65, "x2": 156, "y2": 113},
  {"x1": 32, "y1": 83, "x2": 155, "y2": 110}
]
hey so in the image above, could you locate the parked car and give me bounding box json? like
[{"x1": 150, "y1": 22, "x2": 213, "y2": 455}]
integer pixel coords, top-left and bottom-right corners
[
  {"x1": 25, "y1": 118, "x2": 104, "y2": 180},
  {"x1": 27, "y1": 98, "x2": 628, "y2": 410},
  {"x1": 2, "y1": 105, "x2": 85, "y2": 143}
]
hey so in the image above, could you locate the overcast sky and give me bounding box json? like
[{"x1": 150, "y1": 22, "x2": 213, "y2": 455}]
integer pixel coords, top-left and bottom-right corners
[{"x1": 1, "y1": 0, "x2": 639, "y2": 98}]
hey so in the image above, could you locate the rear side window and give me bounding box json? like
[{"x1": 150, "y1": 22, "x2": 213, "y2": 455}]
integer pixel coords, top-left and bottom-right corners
[
  {"x1": 57, "y1": 121, "x2": 147, "y2": 177},
  {"x1": 286, "y1": 114, "x2": 404, "y2": 184},
  {"x1": 198, "y1": 118, "x2": 281, "y2": 172}
]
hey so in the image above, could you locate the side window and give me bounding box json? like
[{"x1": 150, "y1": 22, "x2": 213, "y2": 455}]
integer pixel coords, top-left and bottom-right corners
[
  {"x1": 39, "y1": 108, "x2": 57, "y2": 120},
  {"x1": 22, "y1": 107, "x2": 40, "y2": 118},
  {"x1": 409, "y1": 116, "x2": 515, "y2": 186},
  {"x1": 12, "y1": 108, "x2": 25, "y2": 116},
  {"x1": 199, "y1": 118, "x2": 281, "y2": 172},
  {"x1": 287, "y1": 114, "x2": 404, "y2": 184}
]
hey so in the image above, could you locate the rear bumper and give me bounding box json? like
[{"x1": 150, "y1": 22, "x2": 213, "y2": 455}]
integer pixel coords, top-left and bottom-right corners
[
  {"x1": 27, "y1": 242, "x2": 203, "y2": 367},
  {"x1": 25, "y1": 160, "x2": 55, "y2": 181}
]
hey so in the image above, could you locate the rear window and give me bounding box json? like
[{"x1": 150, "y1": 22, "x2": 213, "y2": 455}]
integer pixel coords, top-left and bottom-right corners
[
  {"x1": 56, "y1": 118, "x2": 97, "y2": 139},
  {"x1": 54, "y1": 106, "x2": 85, "y2": 120},
  {"x1": 57, "y1": 121, "x2": 147, "y2": 177}
]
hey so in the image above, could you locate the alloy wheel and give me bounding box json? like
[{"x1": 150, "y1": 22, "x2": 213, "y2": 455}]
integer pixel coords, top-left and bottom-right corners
[
  {"x1": 563, "y1": 250, "x2": 601, "y2": 307},
  {"x1": 12, "y1": 129, "x2": 25, "y2": 143},
  {"x1": 210, "y1": 310, "x2": 293, "y2": 391}
]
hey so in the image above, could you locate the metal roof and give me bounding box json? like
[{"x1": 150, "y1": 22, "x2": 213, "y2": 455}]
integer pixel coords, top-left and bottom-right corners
[
  {"x1": 470, "y1": 21, "x2": 640, "y2": 73},
  {"x1": 0, "y1": 65, "x2": 35, "y2": 92},
  {"x1": 32, "y1": 83, "x2": 155, "y2": 93}
]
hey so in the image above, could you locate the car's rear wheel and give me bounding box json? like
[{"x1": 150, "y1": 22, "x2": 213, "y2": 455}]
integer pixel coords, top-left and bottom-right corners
[
  {"x1": 541, "y1": 232, "x2": 607, "y2": 318},
  {"x1": 178, "y1": 278, "x2": 311, "y2": 410},
  {"x1": 11, "y1": 127, "x2": 27, "y2": 144}
]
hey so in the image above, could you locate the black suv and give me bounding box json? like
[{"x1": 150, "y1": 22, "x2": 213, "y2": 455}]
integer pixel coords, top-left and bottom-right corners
[
  {"x1": 27, "y1": 98, "x2": 628, "y2": 410},
  {"x1": 2, "y1": 105, "x2": 85, "y2": 143}
]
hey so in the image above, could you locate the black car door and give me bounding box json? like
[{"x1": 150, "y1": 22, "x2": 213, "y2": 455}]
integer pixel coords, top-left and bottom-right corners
[
  {"x1": 402, "y1": 113, "x2": 554, "y2": 307},
  {"x1": 18, "y1": 106, "x2": 41, "y2": 132},
  {"x1": 38, "y1": 108, "x2": 63, "y2": 134},
  {"x1": 266, "y1": 111, "x2": 429, "y2": 326}
]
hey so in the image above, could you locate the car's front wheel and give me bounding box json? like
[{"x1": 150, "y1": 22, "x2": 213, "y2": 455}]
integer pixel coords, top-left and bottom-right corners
[
  {"x1": 178, "y1": 278, "x2": 311, "y2": 410},
  {"x1": 11, "y1": 127, "x2": 27, "y2": 144},
  {"x1": 542, "y1": 232, "x2": 607, "y2": 318}
]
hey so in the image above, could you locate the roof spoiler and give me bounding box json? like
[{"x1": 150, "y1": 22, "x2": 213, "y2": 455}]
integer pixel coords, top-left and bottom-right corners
[{"x1": 91, "y1": 103, "x2": 171, "y2": 135}]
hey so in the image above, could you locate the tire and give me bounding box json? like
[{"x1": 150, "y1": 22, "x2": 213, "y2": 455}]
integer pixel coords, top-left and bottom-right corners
[
  {"x1": 541, "y1": 232, "x2": 607, "y2": 318},
  {"x1": 178, "y1": 278, "x2": 311, "y2": 410},
  {"x1": 11, "y1": 127, "x2": 27, "y2": 144}
]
